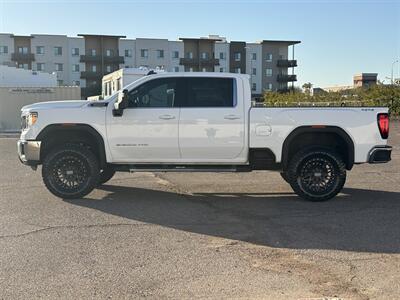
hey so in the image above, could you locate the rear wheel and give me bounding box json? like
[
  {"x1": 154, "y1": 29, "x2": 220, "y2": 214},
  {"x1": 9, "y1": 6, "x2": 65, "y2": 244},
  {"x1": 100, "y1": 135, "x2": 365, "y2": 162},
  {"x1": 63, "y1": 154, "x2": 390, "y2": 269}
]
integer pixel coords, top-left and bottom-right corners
[
  {"x1": 287, "y1": 148, "x2": 346, "y2": 202},
  {"x1": 42, "y1": 144, "x2": 100, "y2": 199}
]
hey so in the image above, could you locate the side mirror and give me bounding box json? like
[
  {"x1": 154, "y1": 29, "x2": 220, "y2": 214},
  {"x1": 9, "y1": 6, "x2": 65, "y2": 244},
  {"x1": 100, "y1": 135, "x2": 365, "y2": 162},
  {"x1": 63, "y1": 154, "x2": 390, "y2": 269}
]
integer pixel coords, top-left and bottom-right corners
[{"x1": 113, "y1": 89, "x2": 129, "y2": 117}]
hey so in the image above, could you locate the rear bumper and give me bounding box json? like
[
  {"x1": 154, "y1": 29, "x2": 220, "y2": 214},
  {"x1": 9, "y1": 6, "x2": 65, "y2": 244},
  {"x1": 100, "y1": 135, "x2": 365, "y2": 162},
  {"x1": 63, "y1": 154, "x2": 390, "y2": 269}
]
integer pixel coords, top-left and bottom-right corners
[
  {"x1": 17, "y1": 140, "x2": 41, "y2": 166},
  {"x1": 368, "y1": 146, "x2": 392, "y2": 163}
]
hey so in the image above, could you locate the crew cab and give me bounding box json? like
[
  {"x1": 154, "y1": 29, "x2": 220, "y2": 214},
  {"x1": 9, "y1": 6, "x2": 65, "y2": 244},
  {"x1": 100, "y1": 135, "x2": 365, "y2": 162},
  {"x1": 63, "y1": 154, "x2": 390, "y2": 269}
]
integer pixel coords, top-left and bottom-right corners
[{"x1": 18, "y1": 72, "x2": 392, "y2": 201}]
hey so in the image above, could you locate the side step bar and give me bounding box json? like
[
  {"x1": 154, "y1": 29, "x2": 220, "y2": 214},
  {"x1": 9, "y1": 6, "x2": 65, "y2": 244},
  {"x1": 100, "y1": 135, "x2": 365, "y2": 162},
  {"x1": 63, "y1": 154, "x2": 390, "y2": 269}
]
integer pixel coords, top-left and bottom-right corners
[{"x1": 112, "y1": 164, "x2": 252, "y2": 173}]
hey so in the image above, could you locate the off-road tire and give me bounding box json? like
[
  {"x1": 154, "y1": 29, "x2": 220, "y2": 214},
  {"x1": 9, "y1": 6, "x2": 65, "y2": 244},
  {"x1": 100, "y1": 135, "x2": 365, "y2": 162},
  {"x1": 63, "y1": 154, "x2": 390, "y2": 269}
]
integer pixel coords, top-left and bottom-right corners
[
  {"x1": 99, "y1": 166, "x2": 116, "y2": 185},
  {"x1": 42, "y1": 144, "x2": 100, "y2": 199},
  {"x1": 287, "y1": 148, "x2": 346, "y2": 202},
  {"x1": 280, "y1": 172, "x2": 290, "y2": 183}
]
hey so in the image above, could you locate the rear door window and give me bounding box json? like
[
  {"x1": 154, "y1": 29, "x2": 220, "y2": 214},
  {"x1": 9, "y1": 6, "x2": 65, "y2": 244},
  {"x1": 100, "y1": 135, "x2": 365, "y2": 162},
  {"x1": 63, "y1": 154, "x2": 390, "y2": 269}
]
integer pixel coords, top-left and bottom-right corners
[{"x1": 183, "y1": 77, "x2": 235, "y2": 107}]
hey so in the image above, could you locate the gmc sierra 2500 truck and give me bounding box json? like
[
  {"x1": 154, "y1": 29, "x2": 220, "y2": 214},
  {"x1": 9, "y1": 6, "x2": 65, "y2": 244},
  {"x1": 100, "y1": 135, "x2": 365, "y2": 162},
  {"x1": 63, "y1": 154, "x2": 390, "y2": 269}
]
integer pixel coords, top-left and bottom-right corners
[{"x1": 18, "y1": 72, "x2": 392, "y2": 201}]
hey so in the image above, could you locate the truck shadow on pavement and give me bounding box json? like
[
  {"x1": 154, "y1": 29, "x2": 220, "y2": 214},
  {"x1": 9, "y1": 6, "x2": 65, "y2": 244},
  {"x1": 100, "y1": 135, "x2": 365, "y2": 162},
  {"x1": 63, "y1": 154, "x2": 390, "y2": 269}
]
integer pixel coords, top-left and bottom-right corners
[{"x1": 64, "y1": 185, "x2": 400, "y2": 253}]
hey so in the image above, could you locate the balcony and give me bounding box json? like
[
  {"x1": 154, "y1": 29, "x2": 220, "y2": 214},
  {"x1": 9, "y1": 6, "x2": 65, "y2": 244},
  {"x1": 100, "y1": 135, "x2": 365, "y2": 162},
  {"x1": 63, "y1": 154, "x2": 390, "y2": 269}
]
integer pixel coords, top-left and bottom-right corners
[
  {"x1": 277, "y1": 74, "x2": 297, "y2": 82},
  {"x1": 180, "y1": 57, "x2": 219, "y2": 66},
  {"x1": 104, "y1": 56, "x2": 124, "y2": 64},
  {"x1": 277, "y1": 59, "x2": 297, "y2": 68},
  {"x1": 80, "y1": 55, "x2": 101, "y2": 62},
  {"x1": 80, "y1": 55, "x2": 124, "y2": 64},
  {"x1": 80, "y1": 71, "x2": 102, "y2": 79},
  {"x1": 11, "y1": 53, "x2": 35, "y2": 62}
]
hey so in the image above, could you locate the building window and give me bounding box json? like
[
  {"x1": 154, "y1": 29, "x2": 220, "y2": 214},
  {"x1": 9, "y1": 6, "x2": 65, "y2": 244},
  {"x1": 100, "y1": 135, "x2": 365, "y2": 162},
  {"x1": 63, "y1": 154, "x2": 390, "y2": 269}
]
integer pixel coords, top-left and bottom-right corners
[
  {"x1": 57, "y1": 80, "x2": 63, "y2": 86},
  {"x1": 252, "y1": 83, "x2": 256, "y2": 91},
  {"x1": 252, "y1": 68, "x2": 256, "y2": 75},
  {"x1": 18, "y1": 47, "x2": 29, "y2": 54},
  {"x1": 266, "y1": 53, "x2": 273, "y2": 62},
  {"x1": 252, "y1": 53, "x2": 257, "y2": 60},
  {"x1": 89, "y1": 49, "x2": 96, "y2": 56},
  {"x1": 18, "y1": 63, "x2": 29, "y2": 69},
  {"x1": 201, "y1": 52, "x2": 209, "y2": 59},
  {"x1": 72, "y1": 64, "x2": 80, "y2": 72},
  {"x1": 186, "y1": 52, "x2": 193, "y2": 59},
  {"x1": 234, "y1": 67, "x2": 241, "y2": 74},
  {"x1": 106, "y1": 65, "x2": 112, "y2": 72},
  {"x1": 72, "y1": 80, "x2": 80, "y2": 86},
  {"x1": 106, "y1": 49, "x2": 113, "y2": 57},
  {"x1": 71, "y1": 48, "x2": 79, "y2": 56},
  {"x1": 265, "y1": 68, "x2": 272, "y2": 77},
  {"x1": 55, "y1": 63, "x2": 63, "y2": 71},
  {"x1": 140, "y1": 49, "x2": 148, "y2": 58},
  {"x1": 91, "y1": 65, "x2": 97, "y2": 72},
  {"x1": 0, "y1": 46, "x2": 8, "y2": 54},
  {"x1": 219, "y1": 52, "x2": 225, "y2": 60},
  {"x1": 172, "y1": 51, "x2": 179, "y2": 59},
  {"x1": 234, "y1": 52, "x2": 241, "y2": 61},
  {"x1": 36, "y1": 63, "x2": 44, "y2": 71},
  {"x1": 157, "y1": 49, "x2": 164, "y2": 58},
  {"x1": 267, "y1": 83, "x2": 273, "y2": 90},
  {"x1": 173, "y1": 66, "x2": 179, "y2": 72},
  {"x1": 54, "y1": 47, "x2": 62, "y2": 56},
  {"x1": 36, "y1": 46, "x2": 44, "y2": 55},
  {"x1": 219, "y1": 67, "x2": 224, "y2": 72},
  {"x1": 124, "y1": 49, "x2": 132, "y2": 57}
]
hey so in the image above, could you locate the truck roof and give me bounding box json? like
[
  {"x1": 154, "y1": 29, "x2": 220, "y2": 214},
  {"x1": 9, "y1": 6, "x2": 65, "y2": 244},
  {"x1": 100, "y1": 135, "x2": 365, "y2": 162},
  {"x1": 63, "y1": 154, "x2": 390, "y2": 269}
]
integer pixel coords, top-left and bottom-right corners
[{"x1": 145, "y1": 72, "x2": 250, "y2": 80}]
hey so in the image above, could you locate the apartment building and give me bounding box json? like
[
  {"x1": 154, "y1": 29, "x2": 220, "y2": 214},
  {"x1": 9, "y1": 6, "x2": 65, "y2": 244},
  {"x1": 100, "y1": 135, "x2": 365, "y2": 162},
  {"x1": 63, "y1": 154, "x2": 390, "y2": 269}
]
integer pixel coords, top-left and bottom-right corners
[{"x1": 0, "y1": 33, "x2": 300, "y2": 98}]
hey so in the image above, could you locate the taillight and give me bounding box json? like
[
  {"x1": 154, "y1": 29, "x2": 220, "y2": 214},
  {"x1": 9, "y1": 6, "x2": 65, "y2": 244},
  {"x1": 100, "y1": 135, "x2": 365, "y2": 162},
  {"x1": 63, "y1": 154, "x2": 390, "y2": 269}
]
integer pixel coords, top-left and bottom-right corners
[{"x1": 377, "y1": 113, "x2": 389, "y2": 139}]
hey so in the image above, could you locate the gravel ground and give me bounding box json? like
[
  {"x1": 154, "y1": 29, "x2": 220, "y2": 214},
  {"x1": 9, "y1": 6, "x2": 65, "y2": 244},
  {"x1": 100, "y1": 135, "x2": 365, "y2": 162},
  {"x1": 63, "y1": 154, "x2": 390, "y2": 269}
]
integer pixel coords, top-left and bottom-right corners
[{"x1": 0, "y1": 122, "x2": 399, "y2": 299}]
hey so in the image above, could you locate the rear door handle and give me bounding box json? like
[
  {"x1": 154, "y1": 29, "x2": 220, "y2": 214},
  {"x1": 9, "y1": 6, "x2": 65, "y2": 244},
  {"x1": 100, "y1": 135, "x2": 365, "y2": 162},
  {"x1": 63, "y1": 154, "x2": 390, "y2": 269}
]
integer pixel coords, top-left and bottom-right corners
[
  {"x1": 159, "y1": 114, "x2": 176, "y2": 120},
  {"x1": 224, "y1": 114, "x2": 241, "y2": 120}
]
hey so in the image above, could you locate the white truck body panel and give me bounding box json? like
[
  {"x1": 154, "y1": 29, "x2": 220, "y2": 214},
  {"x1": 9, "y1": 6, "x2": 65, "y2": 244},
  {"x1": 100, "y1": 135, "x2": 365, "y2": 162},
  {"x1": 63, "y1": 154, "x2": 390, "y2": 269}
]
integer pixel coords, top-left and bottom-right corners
[
  {"x1": 19, "y1": 72, "x2": 389, "y2": 166},
  {"x1": 249, "y1": 107, "x2": 388, "y2": 163}
]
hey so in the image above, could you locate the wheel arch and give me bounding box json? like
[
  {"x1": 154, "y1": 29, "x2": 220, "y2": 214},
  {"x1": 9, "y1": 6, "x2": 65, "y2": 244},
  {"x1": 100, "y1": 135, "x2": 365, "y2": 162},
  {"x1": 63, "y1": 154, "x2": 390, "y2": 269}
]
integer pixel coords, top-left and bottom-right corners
[
  {"x1": 37, "y1": 123, "x2": 107, "y2": 168},
  {"x1": 281, "y1": 126, "x2": 355, "y2": 171}
]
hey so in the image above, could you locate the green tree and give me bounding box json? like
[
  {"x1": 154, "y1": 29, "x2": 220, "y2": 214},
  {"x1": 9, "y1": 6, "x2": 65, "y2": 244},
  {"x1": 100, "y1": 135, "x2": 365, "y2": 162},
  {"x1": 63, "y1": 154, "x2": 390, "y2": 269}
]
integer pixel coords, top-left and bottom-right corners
[{"x1": 302, "y1": 82, "x2": 313, "y2": 94}]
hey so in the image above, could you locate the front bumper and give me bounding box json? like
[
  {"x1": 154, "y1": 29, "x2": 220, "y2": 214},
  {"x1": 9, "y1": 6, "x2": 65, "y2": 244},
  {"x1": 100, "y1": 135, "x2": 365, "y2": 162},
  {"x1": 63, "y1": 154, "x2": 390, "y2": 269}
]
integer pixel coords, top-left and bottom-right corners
[
  {"x1": 368, "y1": 146, "x2": 392, "y2": 163},
  {"x1": 17, "y1": 140, "x2": 41, "y2": 166}
]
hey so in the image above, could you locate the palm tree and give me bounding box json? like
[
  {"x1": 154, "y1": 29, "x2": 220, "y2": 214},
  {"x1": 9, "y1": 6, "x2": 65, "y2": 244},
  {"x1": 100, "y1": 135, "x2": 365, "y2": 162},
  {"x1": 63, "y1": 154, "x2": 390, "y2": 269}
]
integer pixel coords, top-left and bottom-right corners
[{"x1": 302, "y1": 82, "x2": 313, "y2": 94}]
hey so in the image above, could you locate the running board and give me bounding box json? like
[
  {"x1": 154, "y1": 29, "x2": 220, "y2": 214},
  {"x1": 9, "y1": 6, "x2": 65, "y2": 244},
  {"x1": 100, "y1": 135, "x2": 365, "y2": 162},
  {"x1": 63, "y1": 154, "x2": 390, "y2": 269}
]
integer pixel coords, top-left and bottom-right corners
[{"x1": 112, "y1": 164, "x2": 251, "y2": 173}]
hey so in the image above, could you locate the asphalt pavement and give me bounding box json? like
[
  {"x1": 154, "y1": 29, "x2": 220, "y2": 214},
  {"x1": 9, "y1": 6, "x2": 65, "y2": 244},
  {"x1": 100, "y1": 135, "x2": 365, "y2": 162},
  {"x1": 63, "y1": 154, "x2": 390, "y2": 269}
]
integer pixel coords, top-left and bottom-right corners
[{"x1": 1, "y1": 123, "x2": 399, "y2": 299}]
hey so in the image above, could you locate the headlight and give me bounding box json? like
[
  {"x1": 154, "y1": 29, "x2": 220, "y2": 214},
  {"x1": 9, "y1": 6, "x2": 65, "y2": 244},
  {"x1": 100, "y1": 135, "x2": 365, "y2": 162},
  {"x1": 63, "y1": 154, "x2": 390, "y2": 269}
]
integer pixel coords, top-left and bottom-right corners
[{"x1": 26, "y1": 112, "x2": 38, "y2": 127}]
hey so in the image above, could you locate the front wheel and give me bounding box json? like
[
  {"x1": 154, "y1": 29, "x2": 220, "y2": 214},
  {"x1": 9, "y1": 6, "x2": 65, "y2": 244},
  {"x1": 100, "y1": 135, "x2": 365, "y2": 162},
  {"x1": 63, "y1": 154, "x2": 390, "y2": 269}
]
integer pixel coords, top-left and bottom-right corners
[
  {"x1": 287, "y1": 148, "x2": 346, "y2": 202},
  {"x1": 42, "y1": 144, "x2": 100, "y2": 199},
  {"x1": 99, "y1": 166, "x2": 116, "y2": 185}
]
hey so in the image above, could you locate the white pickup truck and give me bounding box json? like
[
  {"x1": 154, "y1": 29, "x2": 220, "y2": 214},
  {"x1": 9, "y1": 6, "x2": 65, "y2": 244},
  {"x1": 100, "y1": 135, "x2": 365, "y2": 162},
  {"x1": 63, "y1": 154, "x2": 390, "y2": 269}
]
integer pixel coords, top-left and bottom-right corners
[{"x1": 18, "y1": 72, "x2": 392, "y2": 201}]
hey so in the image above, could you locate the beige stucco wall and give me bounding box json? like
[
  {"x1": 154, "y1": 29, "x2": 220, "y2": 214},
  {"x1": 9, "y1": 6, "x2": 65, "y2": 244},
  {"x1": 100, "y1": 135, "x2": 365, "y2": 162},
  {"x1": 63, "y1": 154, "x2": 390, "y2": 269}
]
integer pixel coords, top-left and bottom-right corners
[{"x1": 0, "y1": 86, "x2": 80, "y2": 131}]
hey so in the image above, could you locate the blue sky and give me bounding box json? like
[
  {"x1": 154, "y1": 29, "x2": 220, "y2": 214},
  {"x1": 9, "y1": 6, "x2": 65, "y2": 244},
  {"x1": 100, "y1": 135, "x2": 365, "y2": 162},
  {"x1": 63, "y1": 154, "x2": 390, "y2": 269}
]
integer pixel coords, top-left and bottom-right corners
[{"x1": 0, "y1": 0, "x2": 399, "y2": 87}]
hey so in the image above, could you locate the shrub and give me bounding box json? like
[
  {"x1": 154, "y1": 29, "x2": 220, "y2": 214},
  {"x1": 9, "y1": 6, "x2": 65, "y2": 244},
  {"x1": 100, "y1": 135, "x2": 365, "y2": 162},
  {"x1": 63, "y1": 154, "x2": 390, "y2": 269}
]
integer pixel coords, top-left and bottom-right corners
[{"x1": 262, "y1": 85, "x2": 400, "y2": 116}]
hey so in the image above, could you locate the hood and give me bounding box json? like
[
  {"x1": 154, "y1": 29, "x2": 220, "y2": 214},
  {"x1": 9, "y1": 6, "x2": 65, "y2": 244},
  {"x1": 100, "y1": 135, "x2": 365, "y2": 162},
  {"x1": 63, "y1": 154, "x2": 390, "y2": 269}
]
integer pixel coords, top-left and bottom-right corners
[{"x1": 21, "y1": 100, "x2": 88, "y2": 112}]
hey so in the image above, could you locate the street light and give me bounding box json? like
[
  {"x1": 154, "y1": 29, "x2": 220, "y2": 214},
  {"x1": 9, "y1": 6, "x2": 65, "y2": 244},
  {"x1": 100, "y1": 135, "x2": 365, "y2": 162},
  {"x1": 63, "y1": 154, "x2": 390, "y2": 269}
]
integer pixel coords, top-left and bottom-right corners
[{"x1": 391, "y1": 60, "x2": 399, "y2": 84}]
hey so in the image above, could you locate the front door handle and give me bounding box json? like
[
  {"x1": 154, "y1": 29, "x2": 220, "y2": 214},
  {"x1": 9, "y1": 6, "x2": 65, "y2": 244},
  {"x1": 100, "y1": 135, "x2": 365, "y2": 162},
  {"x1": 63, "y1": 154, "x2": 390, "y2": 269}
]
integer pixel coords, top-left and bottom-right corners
[
  {"x1": 224, "y1": 114, "x2": 241, "y2": 120},
  {"x1": 159, "y1": 114, "x2": 176, "y2": 120}
]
